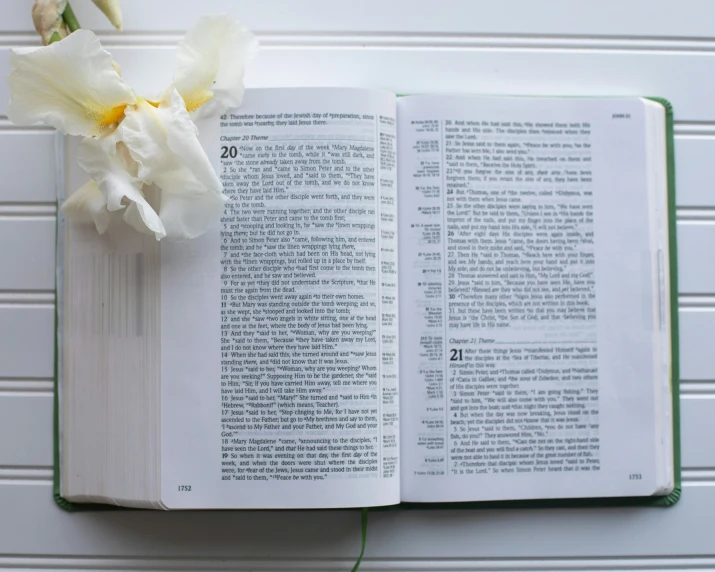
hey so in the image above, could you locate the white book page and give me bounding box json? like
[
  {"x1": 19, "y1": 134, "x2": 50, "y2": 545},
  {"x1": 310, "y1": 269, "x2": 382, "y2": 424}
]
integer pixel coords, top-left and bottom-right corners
[
  {"x1": 160, "y1": 88, "x2": 399, "y2": 509},
  {"x1": 397, "y1": 95, "x2": 667, "y2": 503}
]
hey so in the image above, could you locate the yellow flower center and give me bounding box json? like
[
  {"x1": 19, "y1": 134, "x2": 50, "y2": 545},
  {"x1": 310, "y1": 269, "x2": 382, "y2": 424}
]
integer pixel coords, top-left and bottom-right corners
[
  {"x1": 184, "y1": 90, "x2": 214, "y2": 112},
  {"x1": 86, "y1": 92, "x2": 214, "y2": 135},
  {"x1": 90, "y1": 103, "x2": 127, "y2": 128},
  {"x1": 141, "y1": 93, "x2": 213, "y2": 112}
]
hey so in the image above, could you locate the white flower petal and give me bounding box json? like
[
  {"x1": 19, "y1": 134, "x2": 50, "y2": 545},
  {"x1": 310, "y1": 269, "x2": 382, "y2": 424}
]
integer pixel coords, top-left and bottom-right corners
[
  {"x1": 77, "y1": 137, "x2": 166, "y2": 240},
  {"x1": 121, "y1": 90, "x2": 222, "y2": 192},
  {"x1": 173, "y1": 14, "x2": 258, "y2": 119},
  {"x1": 77, "y1": 137, "x2": 135, "y2": 211},
  {"x1": 119, "y1": 91, "x2": 227, "y2": 240},
  {"x1": 61, "y1": 180, "x2": 111, "y2": 234},
  {"x1": 159, "y1": 187, "x2": 227, "y2": 240},
  {"x1": 122, "y1": 201, "x2": 157, "y2": 237},
  {"x1": 117, "y1": 102, "x2": 178, "y2": 187},
  {"x1": 162, "y1": 88, "x2": 223, "y2": 192},
  {"x1": 7, "y1": 30, "x2": 136, "y2": 136}
]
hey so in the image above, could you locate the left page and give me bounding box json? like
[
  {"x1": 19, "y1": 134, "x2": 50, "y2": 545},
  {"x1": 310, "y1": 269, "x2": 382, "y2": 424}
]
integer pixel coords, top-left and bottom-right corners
[{"x1": 159, "y1": 88, "x2": 399, "y2": 509}]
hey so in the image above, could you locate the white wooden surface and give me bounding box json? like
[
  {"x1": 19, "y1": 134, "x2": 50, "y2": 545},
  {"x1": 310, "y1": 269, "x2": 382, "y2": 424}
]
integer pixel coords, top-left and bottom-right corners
[{"x1": 2, "y1": 0, "x2": 715, "y2": 569}]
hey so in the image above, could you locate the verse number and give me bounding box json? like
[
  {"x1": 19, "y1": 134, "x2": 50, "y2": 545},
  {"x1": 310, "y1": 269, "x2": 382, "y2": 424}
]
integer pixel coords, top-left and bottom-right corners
[
  {"x1": 177, "y1": 485, "x2": 192, "y2": 492},
  {"x1": 221, "y1": 146, "x2": 238, "y2": 159},
  {"x1": 629, "y1": 473, "x2": 642, "y2": 480},
  {"x1": 449, "y1": 349, "x2": 463, "y2": 361}
]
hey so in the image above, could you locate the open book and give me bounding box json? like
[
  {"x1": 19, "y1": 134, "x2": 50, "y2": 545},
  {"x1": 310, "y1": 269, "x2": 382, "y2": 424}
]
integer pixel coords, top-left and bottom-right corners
[{"x1": 57, "y1": 88, "x2": 680, "y2": 510}]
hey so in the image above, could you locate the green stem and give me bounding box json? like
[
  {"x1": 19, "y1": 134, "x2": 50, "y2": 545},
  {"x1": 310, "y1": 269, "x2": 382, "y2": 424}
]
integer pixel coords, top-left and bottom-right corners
[
  {"x1": 62, "y1": 2, "x2": 81, "y2": 32},
  {"x1": 48, "y1": 31, "x2": 63, "y2": 44}
]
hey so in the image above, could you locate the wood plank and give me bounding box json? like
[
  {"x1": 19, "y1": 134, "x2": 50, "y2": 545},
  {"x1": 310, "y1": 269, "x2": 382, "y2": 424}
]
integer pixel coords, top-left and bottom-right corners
[
  {"x1": 680, "y1": 397, "x2": 715, "y2": 468},
  {"x1": 677, "y1": 222, "x2": 715, "y2": 294},
  {"x1": 0, "y1": 481, "x2": 711, "y2": 558},
  {"x1": 0, "y1": 219, "x2": 55, "y2": 291},
  {"x1": 0, "y1": 307, "x2": 54, "y2": 379},
  {"x1": 3, "y1": 48, "x2": 715, "y2": 121},
  {"x1": 679, "y1": 310, "x2": 715, "y2": 380},
  {"x1": 675, "y1": 138, "x2": 715, "y2": 208},
  {"x1": 3, "y1": 0, "x2": 715, "y2": 37},
  {"x1": 0, "y1": 132, "x2": 56, "y2": 203},
  {"x1": 0, "y1": 395, "x2": 52, "y2": 468}
]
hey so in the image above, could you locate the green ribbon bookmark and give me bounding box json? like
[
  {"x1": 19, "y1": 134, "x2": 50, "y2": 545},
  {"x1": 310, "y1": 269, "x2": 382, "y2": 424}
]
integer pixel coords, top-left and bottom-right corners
[{"x1": 351, "y1": 507, "x2": 369, "y2": 572}]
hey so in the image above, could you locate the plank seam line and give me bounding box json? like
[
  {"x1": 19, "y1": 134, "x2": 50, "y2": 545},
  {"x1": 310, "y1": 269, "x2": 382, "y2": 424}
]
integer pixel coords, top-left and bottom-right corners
[
  {"x1": 0, "y1": 211, "x2": 715, "y2": 224},
  {"x1": 6, "y1": 208, "x2": 715, "y2": 221},
  {"x1": 0, "y1": 376, "x2": 53, "y2": 382},
  {"x1": 0, "y1": 203, "x2": 56, "y2": 217},
  {"x1": 0, "y1": 289, "x2": 54, "y2": 294},
  {"x1": 3, "y1": 212, "x2": 715, "y2": 224},
  {"x1": 11, "y1": 465, "x2": 715, "y2": 479},
  {"x1": 0, "y1": 202, "x2": 56, "y2": 207},
  {"x1": 10, "y1": 29, "x2": 715, "y2": 39},
  {"x1": 0, "y1": 292, "x2": 54, "y2": 305},
  {"x1": 7, "y1": 554, "x2": 715, "y2": 570},
  {"x1": 679, "y1": 295, "x2": 715, "y2": 308},
  {"x1": 0, "y1": 379, "x2": 708, "y2": 394},
  {"x1": 0, "y1": 303, "x2": 54, "y2": 310},
  {"x1": 0, "y1": 208, "x2": 700, "y2": 221},
  {"x1": 0, "y1": 472, "x2": 712, "y2": 486},
  {"x1": 4, "y1": 553, "x2": 715, "y2": 563},
  {"x1": 0, "y1": 390, "x2": 53, "y2": 395},
  {"x1": 682, "y1": 469, "x2": 715, "y2": 480},
  {"x1": 0, "y1": 117, "x2": 715, "y2": 134},
  {"x1": 0, "y1": 465, "x2": 51, "y2": 470},
  {"x1": 10, "y1": 31, "x2": 715, "y2": 50},
  {"x1": 680, "y1": 382, "x2": 715, "y2": 396},
  {"x1": 12, "y1": 381, "x2": 715, "y2": 395},
  {"x1": 44, "y1": 43, "x2": 715, "y2": 56},
  {"x1": 677, "y1": 208, "x2": 715, "y2": 221},
  {"x1": 0, "y1": 215, "x2": 55, "y2": 222},
  {"x1": 0, "y1": 468, "x2": 52, "y2": 482}
]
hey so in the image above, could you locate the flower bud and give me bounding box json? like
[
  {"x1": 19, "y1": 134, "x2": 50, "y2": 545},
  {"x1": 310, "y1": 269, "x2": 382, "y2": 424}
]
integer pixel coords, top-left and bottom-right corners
[
  {"x1": 91, "y1": 0, "x2": 123, "y2": 30},
  {"x1": 32, "y1": 0, "x2": 68, "y2": 45}
]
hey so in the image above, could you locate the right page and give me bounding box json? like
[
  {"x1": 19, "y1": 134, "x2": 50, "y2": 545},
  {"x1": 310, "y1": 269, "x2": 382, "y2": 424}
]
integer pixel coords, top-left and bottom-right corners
[{"x1": 397, "y1": 95, "x2": 672, "y2": 503}]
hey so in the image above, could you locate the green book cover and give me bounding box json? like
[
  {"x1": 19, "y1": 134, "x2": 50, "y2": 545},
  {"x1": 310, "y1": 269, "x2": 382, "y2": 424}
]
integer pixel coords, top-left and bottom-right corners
[{"x1": 52, "y1": 95, "x2": 681, "y2": 511}]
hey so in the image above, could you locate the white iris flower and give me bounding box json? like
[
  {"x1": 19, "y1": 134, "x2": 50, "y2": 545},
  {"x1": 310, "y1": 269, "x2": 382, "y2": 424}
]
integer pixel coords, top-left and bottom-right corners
[{"x1": 7, "y1": 14, "x2": 258, "y2": 240}]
